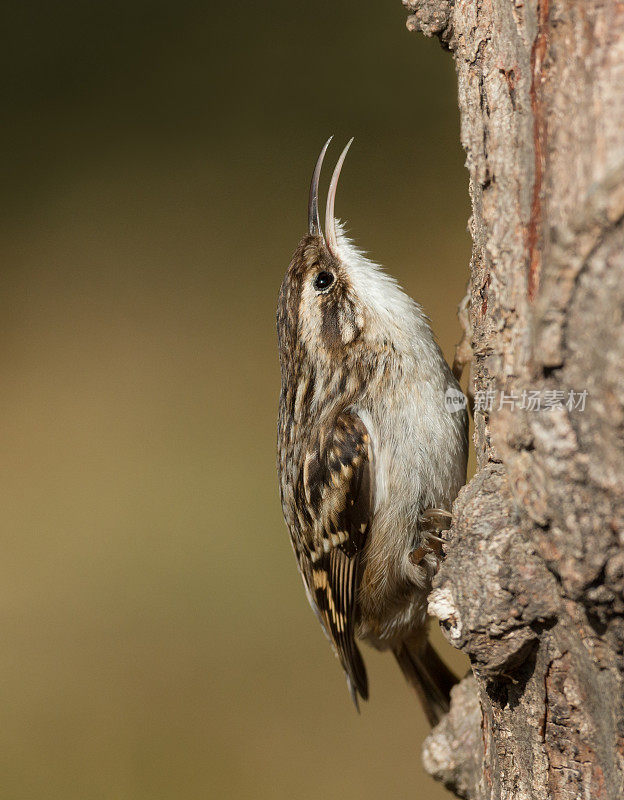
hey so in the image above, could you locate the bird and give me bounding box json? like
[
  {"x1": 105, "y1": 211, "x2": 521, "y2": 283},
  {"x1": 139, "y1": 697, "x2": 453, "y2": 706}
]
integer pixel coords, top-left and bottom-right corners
[{"x1": 276, "y1": 137, "x2": 468, "y2": 724}]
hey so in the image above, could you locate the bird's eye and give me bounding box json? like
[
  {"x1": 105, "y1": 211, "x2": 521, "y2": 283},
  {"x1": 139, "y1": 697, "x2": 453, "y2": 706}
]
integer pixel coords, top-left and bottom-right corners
[{"x1": 313, "y1": 271, "x2": 335, "y2": 291}]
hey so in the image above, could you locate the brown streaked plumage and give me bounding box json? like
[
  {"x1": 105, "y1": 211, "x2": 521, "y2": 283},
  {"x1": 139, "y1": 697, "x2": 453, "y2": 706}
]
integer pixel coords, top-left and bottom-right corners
[{"x1": 277, "y1": 139, "x2": 468, "y2": 721}]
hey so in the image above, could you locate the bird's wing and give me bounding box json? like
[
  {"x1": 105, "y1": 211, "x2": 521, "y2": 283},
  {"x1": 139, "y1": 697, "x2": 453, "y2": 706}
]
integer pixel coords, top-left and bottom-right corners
[{"x1": 294, "y1": 410, "x2": 373, "y2": 706}]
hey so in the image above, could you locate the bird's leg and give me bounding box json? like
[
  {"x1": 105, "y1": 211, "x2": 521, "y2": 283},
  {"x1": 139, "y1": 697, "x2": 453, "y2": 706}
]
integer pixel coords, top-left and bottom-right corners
[
  {"x1": 410, "y1": 508, "x2": 454, "y2": 565},
  {"x1": 409, "y1": 546, "x2": 429, "y2": 565}
]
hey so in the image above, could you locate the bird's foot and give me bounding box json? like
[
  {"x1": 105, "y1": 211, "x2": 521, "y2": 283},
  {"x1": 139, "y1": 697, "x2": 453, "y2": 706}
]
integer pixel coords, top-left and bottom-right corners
[
  {"x1": 410, "y1": 509, "x2": 454, "y2": 565},
  {"x1": 419, "y1": 508, "x2": 453, "y2": 531}
]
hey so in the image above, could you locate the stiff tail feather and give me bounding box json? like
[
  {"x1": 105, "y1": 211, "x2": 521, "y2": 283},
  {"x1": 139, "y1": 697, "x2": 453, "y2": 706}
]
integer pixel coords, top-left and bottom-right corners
[{"x1": 393, "y1": 638, "x2": 458, "y2": 726}]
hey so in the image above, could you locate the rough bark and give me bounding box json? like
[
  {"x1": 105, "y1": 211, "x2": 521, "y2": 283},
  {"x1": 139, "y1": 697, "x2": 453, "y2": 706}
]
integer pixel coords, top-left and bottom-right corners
[{"x1": 401, "y1": 2, "x2": 624, "y2": 799}]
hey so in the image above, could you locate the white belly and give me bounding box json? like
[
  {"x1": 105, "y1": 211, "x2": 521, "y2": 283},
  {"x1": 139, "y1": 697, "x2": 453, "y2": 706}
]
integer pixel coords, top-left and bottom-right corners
[{"x1": 354, "y1": 374, "x2": 467, "y2": 646}]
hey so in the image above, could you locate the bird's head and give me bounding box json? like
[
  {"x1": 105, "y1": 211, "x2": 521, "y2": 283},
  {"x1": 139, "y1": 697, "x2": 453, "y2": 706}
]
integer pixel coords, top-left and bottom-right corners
[{"x1": 277, "y1": 138, "x2": 423, "y2": 375}]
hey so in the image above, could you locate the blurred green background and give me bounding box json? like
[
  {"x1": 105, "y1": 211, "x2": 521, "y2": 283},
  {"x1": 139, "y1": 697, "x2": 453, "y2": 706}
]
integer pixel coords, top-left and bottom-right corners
[{"x1": 2, "y1": 2, "x2": 471, "y2": 798}]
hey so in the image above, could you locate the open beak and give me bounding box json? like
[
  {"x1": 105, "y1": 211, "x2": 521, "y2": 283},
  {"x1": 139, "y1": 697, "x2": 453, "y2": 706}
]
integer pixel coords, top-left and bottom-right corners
[
  {"x1": 325, "y1": 138, "x2": 354, "y2": 259},
  {"x1": 308, "y1": 136, "x2": 333, "y2": 238},
  {"x1": 308, "y1": 137, "x2": 354, "y2": 260}
]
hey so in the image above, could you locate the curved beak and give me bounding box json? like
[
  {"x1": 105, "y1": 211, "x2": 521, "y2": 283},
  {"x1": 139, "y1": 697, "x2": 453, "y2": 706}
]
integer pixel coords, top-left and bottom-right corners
[
  {"x1": 325, "y1": 138, "x2": 354, "y2": 259},
  {"x1": 308, "y1": 136, "x2": 333, "y2": 238}
]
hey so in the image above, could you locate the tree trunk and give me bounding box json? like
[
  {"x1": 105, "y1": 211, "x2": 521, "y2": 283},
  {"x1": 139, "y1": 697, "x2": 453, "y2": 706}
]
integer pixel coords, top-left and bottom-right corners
[{"x1": 401, "y1": 2, "x2": 624, "y2": 799}]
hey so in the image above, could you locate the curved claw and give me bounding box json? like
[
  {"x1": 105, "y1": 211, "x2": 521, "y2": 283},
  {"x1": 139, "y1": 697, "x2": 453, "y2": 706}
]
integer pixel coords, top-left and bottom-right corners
[
  {"x1": 419, "y1": 508, "x2": 453, "y2": 532},
  {"x1": 326, "y1": 138, "x2": 354, "y2": 259},
  {"x1": 308, "y1": 136, "x2": 333, "y2": 238}
]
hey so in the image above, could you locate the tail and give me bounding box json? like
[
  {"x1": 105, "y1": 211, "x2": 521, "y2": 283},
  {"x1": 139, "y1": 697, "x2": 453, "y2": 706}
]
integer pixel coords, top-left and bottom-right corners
[{"x1": 393, "y1": 638, "x2": 458, "y2": 726}]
